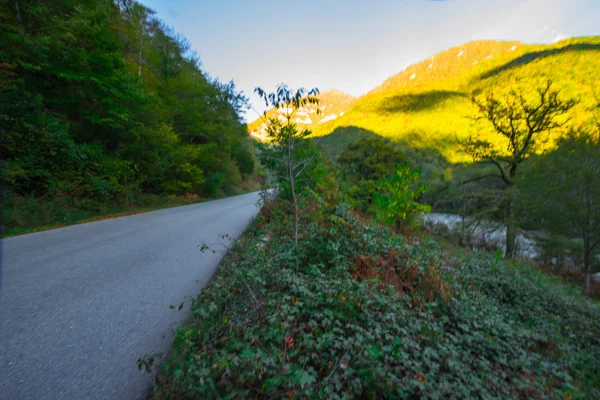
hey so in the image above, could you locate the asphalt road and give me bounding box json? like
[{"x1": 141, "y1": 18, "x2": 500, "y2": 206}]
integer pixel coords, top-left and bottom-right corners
[{"x1": 0, "y1": 192, "x2": 261, "y2": 400}]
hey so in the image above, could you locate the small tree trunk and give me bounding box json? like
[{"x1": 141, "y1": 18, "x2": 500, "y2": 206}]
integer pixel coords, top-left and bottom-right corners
[
  {"x1": 505, "y1": 221, "x2": 517, "y2": 259},
  {"x1": 293, "y1": 190, "x2": 299, "y2": 246},
  {"x1": 584, "y1": 272, "x2": 591, "y2": 296},
  {"x1": 138, "y1": 24, "x2": 144, "y2": 78},
  {"x1": 505, "y1": 201, "x2": 517, "y2": 259},
  {"x1": 583, "y1": 241, "x2": 591, "y2": 295},
  {"x1": 290, "y1": 165, "x2": 298, "y2": 247},
  {"x1": 288, "y1": 134, "x2": 298, "y2": 248},
  {"x1": 138, "y1": 45, "x2": 143, "y2": 77},
  {"x1": 15, "y1": 1, "x2": 22, "y2": 25}
]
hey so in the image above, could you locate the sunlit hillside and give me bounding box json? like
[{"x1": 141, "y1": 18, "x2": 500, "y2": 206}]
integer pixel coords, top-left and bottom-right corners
[
  {"x1": 304, "y1": 38, "x2": 600, "y2": 162},
  {"x1": 248, "y1": 90, "x2": 356, "y2": 141}
]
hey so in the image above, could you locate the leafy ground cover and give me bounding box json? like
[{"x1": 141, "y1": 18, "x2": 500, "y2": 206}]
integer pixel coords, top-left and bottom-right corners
[{"x1": 149, "y1": 193, "x2": 600, "y2": 399}]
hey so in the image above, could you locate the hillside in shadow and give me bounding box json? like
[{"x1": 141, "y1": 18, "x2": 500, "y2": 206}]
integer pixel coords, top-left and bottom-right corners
[
  {"x1": 315, "y1": 126, "x2": 452, "y2": 183},
  {"x1": 376, "y1": 90, "x2": 466, "y2": 114}
]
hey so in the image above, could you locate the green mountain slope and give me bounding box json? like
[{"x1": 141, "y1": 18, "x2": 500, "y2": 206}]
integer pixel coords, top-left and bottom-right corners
[
  {"x1": 248, "y1": 90, "x2": 356, "y2": 141},
  {"x1": 313, "y1": 37, "x2": 600, "y2": 162}
]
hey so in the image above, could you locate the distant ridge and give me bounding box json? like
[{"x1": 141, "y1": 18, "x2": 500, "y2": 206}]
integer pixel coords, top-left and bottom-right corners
[
  {"x1": 252, "y1": 37, "x2": 600, "y2": 162},
  {"x1": 248, "y1": 90, "x2": 356, "y2": 141}
]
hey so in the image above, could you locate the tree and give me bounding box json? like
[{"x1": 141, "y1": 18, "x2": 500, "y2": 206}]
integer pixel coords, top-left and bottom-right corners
[
  {"x1": 373, "y1": 163, "x2": 431, "y2": 228},
  {"x1": 255, "y1": 84, "x2": 320, "y2": 247},
  {"x1": 338, "y1": 138, "x2": 406, "y2": 211},
  {"x1": 1, "y1": 0, "x2": 254, "y2": 231},
  {"x1": 520, "y1": 128, "x2": 600, "y2": 294},
  {"x1": 462, "y1": 80, "x2": 578, "y2": 258}
]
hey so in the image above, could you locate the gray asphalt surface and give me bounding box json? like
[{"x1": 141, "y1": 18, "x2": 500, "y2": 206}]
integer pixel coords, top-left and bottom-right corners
[{"x1": 0, "y1": 192, "x2": 261, "y2": 400}]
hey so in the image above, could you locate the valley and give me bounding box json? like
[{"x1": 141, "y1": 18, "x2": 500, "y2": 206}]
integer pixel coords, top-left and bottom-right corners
[{"x1": 2, "y1": 1, "x2": 599, "y2": 399}]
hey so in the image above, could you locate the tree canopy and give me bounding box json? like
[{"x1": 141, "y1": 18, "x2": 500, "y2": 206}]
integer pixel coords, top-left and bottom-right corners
[
  {"x1": 338, "y1": 138, "x2": 407, "y2": 212},
  {"x1": 520, "y1": 128, "x2": 600, "y2": 293},
  {"x1": 1, "y1": 0, "x2": 255, "y2": 211},
  {"x1": 461, "y1": 81, "x2": 577, "y2": 258}
]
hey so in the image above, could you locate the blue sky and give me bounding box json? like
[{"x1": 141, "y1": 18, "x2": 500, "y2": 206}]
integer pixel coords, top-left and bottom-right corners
[{"x1": 139, "y1": 0, "x2": 600, "y2": 119}]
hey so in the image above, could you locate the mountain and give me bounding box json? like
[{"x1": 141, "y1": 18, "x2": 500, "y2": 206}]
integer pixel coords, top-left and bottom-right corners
[
  {"x1": 248, "y1": 90, "x2": 356, "y2": 141},
  {"x1": 313, "y1": 37, "x2": 600, "y2": 162}
]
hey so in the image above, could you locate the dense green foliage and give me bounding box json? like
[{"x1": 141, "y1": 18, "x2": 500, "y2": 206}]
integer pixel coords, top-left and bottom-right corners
[
  {"x1": 149, "y1": 69, "x2": 600, "y2": 396},
  {"x1": 249, "y1": 39, "x2": 600, "y2": 238},
  {"x1": 338, "y1": 138, "x2": 406, "y2": 211},
  {"x1": 150, "y1": 187, "x2": 600, "y2": 399},
  {"x1": 1, "y1": 0, "x2": 257, "y2": 234},
  {"x1": 254, "y1": 84, "x2": 325, "y2": 246},
  {"x1": 520, "y1": 128, "x2": 600, "y2": 293},
  {"x1": 373, "y1": 163, "x2": 431, "y2": 227},
  {"x1": 460, "y1": 80, "x2": 579, "y2": 258},
  {"x1": 149, "y1": 71, "x2": 600, "y2": 397},
  {"x1": 336, "y1": 138, "x2": 430, "y2": 227}
]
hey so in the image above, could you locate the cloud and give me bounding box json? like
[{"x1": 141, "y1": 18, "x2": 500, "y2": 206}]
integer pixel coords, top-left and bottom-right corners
[{"x1": 551, "y1": 29, "x2": 569, "y2": 43}]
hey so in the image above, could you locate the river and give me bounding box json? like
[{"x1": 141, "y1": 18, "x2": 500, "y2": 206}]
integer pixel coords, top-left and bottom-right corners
[{"x1": 422, "y1": 213, "x2": 539, "y2": 258}]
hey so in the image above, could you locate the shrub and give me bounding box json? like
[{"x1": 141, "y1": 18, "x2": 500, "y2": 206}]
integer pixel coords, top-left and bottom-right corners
[
  {"x1": 373, "y1": 162, "x2": 431, "y2": 228},
  {"x1": 204, "y1": 172, "x2": 226, "y2": 198},
  {"x1": 338, "y1": 137, "x2": 406, "y2": 212},
  {"x1": 232, "y1": 143, "x2": 256, "y2": 176}
]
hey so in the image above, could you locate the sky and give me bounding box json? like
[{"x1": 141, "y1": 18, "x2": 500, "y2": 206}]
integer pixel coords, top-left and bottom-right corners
[{"x1": 139, "y1": 0, "x2": 600, "y2": 120}]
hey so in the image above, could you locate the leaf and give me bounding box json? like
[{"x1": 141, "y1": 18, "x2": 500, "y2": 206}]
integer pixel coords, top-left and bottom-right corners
[
  {"x1": 370, "y1": 345, "x2": 381, "y2": 360},
  {"x1": 295, "y1": 369, "x2": 316, "y2": 388},
  {"x1": 173, "y1": 368, "x2": 183, "y2": 379},
  {"x1": 392, "y1": 336, "x2": 404, "y2": 358}
]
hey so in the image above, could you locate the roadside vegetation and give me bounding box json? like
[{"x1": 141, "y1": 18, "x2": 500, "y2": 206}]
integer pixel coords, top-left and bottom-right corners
[
  {"x1": 150, "y1": 191, "x2": 600, "y2": 399},
  {"x1": 249, "y1": 36, "x2": 600, "y2": 294},
  {"x1": 1, "y1": 0, "x2": 261, "y2": 236},
  {"x1": 147, "y1": 84, "x2": 600, "y2": 399},
  {"x1": 2, "y1": 179, "x2": 261, "y2": 237}
]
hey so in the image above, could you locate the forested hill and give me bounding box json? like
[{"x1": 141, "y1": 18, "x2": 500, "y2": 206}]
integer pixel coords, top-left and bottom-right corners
[
  {"x1": 1, "y1": 0, "x2": 258, "y2": 233},
  {"x1": 313, "y1": 38, "x2": 600, "y2": 161}
]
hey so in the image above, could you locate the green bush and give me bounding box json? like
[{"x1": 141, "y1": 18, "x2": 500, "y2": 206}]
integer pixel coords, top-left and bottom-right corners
[
  {"x1": 373, "y1": 162, "x2": 431, "y2": 228},
  {"x1": 204, "y1": 172, "x2": 226, "y2": 198},
  {"x1": 1, "y1": 191, "x2": 203, "y2": 236},
  {"x1": 338, "y1": 137, "x2": 406, "y2": 212},
  {"x1": 232, "y1": 142, "x2": 256, "y2": 176}
]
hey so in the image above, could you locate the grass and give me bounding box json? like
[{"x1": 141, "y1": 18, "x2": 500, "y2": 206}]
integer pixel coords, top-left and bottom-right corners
[{"x1": 2, "y1": 176, "x2": 262, "y2": 238}]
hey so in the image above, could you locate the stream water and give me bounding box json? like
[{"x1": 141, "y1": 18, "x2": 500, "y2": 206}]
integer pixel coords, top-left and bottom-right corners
[{"x1": 422, "y1": 213, "x2": 539, "y2": 258}]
